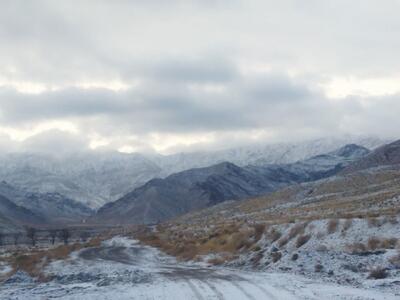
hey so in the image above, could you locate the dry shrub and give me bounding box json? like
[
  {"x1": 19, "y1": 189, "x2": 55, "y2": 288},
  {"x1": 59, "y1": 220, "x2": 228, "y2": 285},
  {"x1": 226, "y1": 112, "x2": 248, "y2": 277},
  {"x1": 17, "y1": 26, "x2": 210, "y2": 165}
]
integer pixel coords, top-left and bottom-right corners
[
  {"x1": 389, "y1": 252, "x2": 400, "y2": 269},
  {"x1": 9, "y1": 240, "x2": 97, "y2": 279},
  {"x1": 278, "y1": 222, "x2": 307, "y2": 248},
  {"x1": 296, "y1": 234, "x2": 311, "y2": 248},
  {"x1": 271, "y1": 251, "x2": 282, "y2": 263},
  {"x1": 277, "y1": 236, "x2": 289, "y2": 248},
  {"x1": 343, "y1": 219, "x2": 353, "y2": 231},
  {"x1": 381, "y1": 238, "x2": 398, "y2": 249},
  {"x1": 314, "y1": 263, "x2": 324, "y2": 272},
  {"x1": 368, "y1": 267, "x2": 388, "y2": 279},
  {"x1": 288, "y1": 223, "x2": 307, "y2": 239},
  {"x1": 327, "y1": 219, "x2": 339, "y2": 234},
  {"x1": 316, "y1": 244, "x2": 328, "y2": 252},
  {"x1": 250, "y1": 252, "x2": 264, "y2": 265},
  {"x1": 367, "y1": 237, "x2": 381, "y2": 251},
  {"x1": 367, "y1": 218, "x2": 381, "y2": 228},
  {"x1": 266, "y1": 228, "x2": 282, "y2": 243},
  {"x1": 346, "y1": 242, "x2": 367, "y2": 254},
  {"x1": 367, "y1": 237, "x2": 398, "y2": 251},
  {"x1": 207, "y1": 254, "x2": 236, "y2": 265},
  {"x1": 253, "y1": 223, "x2": 267, "y2": 242}
]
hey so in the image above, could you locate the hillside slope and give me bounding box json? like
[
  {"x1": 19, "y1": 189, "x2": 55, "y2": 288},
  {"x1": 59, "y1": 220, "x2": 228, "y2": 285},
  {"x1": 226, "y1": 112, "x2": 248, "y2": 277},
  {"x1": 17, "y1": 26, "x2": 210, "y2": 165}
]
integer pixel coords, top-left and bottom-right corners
[
  {"x1": 0, "y1": 194, "x2": 43, "y2": 231},
  {"x1": 96, "y1": 144, "x2": 369, "y2": 224},
  {"x1": 137, "y1": 142, "x2": 400, "y2": 292},
  {"x1": 0, "y1": 181, "x2": 93, "y2": 224},
  {"x1": 342, "y1": 139, "x2": 400, "y2": 174}
]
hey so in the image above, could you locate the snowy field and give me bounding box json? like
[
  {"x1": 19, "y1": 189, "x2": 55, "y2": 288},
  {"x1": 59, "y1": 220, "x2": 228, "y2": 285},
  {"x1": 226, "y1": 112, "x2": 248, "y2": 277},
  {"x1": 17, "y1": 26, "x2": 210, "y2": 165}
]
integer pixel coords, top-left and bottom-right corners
[{"x1": 0, "y1": 237, "x2": 399, "y2": 300}]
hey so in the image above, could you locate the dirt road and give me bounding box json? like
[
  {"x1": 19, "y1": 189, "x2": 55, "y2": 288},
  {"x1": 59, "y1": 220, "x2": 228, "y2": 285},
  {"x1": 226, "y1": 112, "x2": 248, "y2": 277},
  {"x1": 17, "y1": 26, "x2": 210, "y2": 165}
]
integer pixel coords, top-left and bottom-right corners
[{"x1": 1, "y1": 237, "x2": 398, "y2": 299}]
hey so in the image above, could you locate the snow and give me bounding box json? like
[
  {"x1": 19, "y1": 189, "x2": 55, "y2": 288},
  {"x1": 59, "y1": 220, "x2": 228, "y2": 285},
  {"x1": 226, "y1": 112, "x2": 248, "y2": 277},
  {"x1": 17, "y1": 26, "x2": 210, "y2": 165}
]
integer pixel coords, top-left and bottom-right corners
[
  {"x1": 0, "y1": 136, "x2": 387, "y2": 208},
  {"x1": 1, "y1": 236, "x2": 399, "y2": 299},
  {"x1": 0, "y1": 261, "x2": 12, "y2": 277}
]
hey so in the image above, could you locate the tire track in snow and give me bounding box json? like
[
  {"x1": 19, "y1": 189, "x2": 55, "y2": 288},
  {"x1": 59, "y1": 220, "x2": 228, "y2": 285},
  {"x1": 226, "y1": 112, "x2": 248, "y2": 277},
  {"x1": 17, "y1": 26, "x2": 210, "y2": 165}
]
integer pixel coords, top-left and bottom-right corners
[
  {"x1": 237, "y1": 276, "x2": 277, "y2": 300},
  {"x1": 202, "y1": 281, "x2": 225, "y2": 300},
  {"x1": 183, "y1": 278, "x2": 206, "y2": 300},
  {"x1": 228, "y1": 280, "x2": 257, "y2": 300}
]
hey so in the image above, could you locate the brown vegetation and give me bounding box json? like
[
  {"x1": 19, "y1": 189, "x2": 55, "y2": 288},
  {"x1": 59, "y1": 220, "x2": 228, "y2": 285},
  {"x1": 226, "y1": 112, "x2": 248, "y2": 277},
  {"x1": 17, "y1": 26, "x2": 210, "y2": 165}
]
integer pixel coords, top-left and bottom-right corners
[
  {"x1": 296, "y1": 234, "x2": 311, "y2": 248},
  {"x1": 327, "y1": 219, "x2": 339, "y2": 234},
  {"x1": 368, "y1": 267, "x2": 388, "y2": 279},
  {"x1": 6, "y1": 236, "x2": 103, "y2": 280}
]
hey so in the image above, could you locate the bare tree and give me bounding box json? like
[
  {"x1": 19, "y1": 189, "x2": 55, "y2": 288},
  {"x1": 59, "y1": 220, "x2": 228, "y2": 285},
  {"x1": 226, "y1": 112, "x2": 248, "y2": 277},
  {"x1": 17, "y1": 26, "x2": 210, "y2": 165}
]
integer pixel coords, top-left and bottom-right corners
[
  {"x1": 79, "y1": 231, "x2": 90, "y2": 242},
  {"x1": 49, "y1": 229, "x2": 58, "y2": 245},
  {"x1": 60, "y1": 228, "x2": 70, "y2": 245},
  {"x1": 26, "y1": 227, "x2": 37, "y2": 246},
  {"x1": 13, "y1": 232, "x2": 21, "y2": 246}
]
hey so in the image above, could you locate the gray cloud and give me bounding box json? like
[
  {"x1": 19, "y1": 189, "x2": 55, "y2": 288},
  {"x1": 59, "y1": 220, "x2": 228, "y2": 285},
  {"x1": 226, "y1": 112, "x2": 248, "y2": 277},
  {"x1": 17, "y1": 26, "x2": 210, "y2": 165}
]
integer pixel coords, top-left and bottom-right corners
[
  {"x1": 0, "y1": 1, "x2": 399, "y2": 153},
  {"x1": 21, "y1": 129, "x2": 90, "y2": 154}
]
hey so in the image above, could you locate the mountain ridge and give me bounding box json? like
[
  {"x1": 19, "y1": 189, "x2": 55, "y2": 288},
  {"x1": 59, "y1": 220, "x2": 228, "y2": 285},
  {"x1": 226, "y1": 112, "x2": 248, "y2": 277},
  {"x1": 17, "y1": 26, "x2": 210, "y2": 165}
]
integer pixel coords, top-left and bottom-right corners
[{"x1": 95, "y1": 144, "x2": 370, "y2": 224}]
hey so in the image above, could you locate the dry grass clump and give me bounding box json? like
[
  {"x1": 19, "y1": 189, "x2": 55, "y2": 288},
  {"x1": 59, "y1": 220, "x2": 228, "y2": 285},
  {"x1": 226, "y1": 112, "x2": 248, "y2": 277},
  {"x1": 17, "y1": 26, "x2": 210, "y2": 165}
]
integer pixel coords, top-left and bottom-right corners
[
  {"x1": 139, "y1": 222, "x2": 259, "y2": 261},
  {"x1": 368, "y1": 267, "x2": 388, "y2": 279},
  {"x1": 9, "y1": 237, "x2": 102, "y2": 280},
  {"x1": 386, "y1": 216, "x2": 399, "y2": 225},
  {"x1": 367, "y1": 237, "x2": 381, "y2": 251},
  {"x1": 343, "y1": 219, "x2": 353, "y2": 231},
  {"x1": 389, "y1": 252, "x2": 400, "y2": 269},
  {"x1": 266, "y1": 228, "x2": 282, "y2": 243},
  {"x1": 367, "y1": 217, "x2": 382, "y2": 228},
  {"x1": 341, "y1": 219, "x2": 353, "y2": 237},
  {"x1": 250, "y1": 251, "x2": 264, "y2": 265},
  {"x1": 327, "y1": 219, "x2": 339, "y2": 234},
  {"x1": 270, "y1": 251, "x2": 282, "y2": 263},
  {"x1": 278, "y1": 222, "x2": 308, "y2": 247},
  {"x1": 316, "y1": 244, "x2": 328, "y2": 252},
  {"x1": 296, "y1": 234, "x2": 311, "y2": 248},
  {"x1": 253, "y1": 223, "x2": 267, "y2": 242},
  {"x1": 367, "y1": 237, "x2": 398, "y2": 251},
  {"x1": 346, "y1": 237, "x2": 398, "y2": 254},
  {"x1": 207, "y1": 253, "x2": 237, "y2": 266},
  {"x1": 346, "y1": 242, "x2": 367, "y2": 254},
  {"x1": 314, "y1": 263, "x2": 324, "y2": 273}
]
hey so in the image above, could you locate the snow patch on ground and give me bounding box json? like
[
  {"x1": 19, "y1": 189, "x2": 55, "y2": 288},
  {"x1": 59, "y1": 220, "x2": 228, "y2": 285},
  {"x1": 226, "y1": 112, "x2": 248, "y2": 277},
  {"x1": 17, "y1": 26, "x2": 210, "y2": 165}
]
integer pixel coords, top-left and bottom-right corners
[{"x1": 1, "y1": 236, "x2": 400, "y2": 299}]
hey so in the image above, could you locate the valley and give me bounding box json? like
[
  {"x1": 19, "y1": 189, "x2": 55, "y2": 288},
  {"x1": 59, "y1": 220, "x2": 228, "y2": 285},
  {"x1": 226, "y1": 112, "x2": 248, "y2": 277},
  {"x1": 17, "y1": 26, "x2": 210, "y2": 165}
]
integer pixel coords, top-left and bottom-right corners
[{"x1": 0, "y1": 138, "x2": 399, "y2": 299}]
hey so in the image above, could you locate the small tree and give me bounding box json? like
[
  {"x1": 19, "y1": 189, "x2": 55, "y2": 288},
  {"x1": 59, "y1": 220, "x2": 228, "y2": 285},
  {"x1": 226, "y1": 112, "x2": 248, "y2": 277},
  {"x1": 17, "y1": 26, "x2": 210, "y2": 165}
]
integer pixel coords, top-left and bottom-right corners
[
  {"x1": 60, "y1": 228, "x2": 70, "y2": 245},
  {"x1": 13, "y1": 232, "x2": 21, "y2": 246},
  {"x1": 26, "y1": 227, "x2": 37, "y2": 246},
  {"x1": 49, "y1": 229, "x2": 58, "y2": 245},
  {"x1": 79, "y1": 231, "x2": 90, "y2": 242}
]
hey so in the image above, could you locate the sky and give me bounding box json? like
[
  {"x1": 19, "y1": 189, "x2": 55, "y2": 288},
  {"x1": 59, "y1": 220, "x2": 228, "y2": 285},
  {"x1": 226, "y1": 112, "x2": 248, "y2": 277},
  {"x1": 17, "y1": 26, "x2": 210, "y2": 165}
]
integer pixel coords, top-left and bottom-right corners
[{"x1": 0, "y1": 0, "x2": 399, "y2": 154}]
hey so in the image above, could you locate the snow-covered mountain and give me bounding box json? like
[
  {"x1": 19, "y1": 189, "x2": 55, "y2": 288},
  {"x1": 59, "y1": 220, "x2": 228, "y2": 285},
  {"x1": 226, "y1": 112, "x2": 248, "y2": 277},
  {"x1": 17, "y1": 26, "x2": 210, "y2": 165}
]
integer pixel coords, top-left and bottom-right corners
[
  {"x1": 95, "y1": 144, "x2": 370, "y2": 224},
  {"x1": 0, "y1": 181, "x2": 93, "y2": 224},
  {"x1": 149, "y1": 136, "x2": 386, "y2": 176},
  {"x1": 0, "y1": 152, "x2": 162, "y2": 208},
  {"x1": 0, "y1": 136, "x2": 388, "y2": 208}
]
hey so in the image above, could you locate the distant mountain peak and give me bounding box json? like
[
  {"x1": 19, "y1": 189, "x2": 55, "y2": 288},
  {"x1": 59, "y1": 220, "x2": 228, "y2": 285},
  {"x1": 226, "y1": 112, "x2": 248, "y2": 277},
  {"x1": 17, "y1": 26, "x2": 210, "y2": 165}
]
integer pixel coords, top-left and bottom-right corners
[
  {"x1": 331, "y1": 144, "x2": 370, "y2": 158},
  {"x1": 342, "y1": 139, "x2": 400, "y2": 174}
]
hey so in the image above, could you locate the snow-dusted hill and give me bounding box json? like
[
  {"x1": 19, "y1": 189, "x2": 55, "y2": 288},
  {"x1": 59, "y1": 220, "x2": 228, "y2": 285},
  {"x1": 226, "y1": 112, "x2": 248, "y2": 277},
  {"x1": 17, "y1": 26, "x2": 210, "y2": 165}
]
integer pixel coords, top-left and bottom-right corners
[
  {"x1": 0, "y1": 152, "x2": 162, "y2": 208},
  {"x1": 0, "y1": 136, "x2": 388, "y2": 208},
  {"x1": 95, "y1": 144, "x2": 370, "y2": 224},
  {"x1": 149, "y1": 136, "x2": 386, "y2": 176}
]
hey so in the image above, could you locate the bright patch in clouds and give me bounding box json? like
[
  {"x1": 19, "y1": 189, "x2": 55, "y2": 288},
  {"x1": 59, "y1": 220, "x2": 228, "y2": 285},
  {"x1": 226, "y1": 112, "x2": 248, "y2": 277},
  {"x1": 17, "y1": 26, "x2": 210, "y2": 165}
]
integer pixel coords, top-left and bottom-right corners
[
  {"x1": 0, "y1": 121, "x2": 78, "y2": 142},
  {"x1": 323, "y1": 76, "x2": 400, "y2": 99},
  {"x1": 0, "y1": 1, "x2": 399, "y2": 154}
]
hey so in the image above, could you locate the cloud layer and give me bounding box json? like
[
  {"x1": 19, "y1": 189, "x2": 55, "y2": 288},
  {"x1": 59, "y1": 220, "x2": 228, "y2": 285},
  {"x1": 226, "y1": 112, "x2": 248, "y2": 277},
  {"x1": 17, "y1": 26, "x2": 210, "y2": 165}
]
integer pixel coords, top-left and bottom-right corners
[{"x1": 0, "y1": 1, "x2": 399, "y2": 153}]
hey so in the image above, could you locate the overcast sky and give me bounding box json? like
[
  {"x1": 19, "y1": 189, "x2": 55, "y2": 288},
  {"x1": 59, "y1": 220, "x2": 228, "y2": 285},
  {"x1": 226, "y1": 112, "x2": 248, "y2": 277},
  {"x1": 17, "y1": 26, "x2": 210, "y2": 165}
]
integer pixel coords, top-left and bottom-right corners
[{"x1": 0, "y1": 0, "x2": 399, "y2": 154}]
